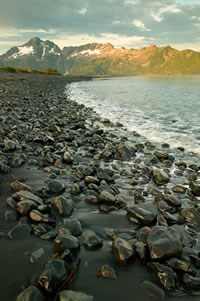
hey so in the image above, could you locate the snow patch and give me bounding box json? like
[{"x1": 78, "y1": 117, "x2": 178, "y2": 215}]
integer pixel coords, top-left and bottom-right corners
[
  {"x1": 49, "y1": 47, "x2": 61, "y2": 56},
  {"x1": 71, "y1": 49, "x2": 101, "y2": 57},
  {"x1": 9, "y1": 46, "x2": 35, "y2": 58}
]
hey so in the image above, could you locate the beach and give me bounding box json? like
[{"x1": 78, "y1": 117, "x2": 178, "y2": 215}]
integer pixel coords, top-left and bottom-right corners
[{"x1": 0, "y1": 71, "x2": 200, "y2": 301}]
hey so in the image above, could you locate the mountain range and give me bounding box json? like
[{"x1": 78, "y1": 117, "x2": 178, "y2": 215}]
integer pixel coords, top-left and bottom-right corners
[{"x1": 1, "y1": 37, "x2": 200, "y2": 76}]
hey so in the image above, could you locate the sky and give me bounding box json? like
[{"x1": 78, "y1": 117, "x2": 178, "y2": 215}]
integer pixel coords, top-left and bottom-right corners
[{"x1": 0, "y1": 0, "x2": 200, "y2": 54}]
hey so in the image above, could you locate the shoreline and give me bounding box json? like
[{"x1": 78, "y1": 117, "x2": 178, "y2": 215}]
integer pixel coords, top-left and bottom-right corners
[{"x1": 0, "y1": 72, "x2": 200, "y2": 301}]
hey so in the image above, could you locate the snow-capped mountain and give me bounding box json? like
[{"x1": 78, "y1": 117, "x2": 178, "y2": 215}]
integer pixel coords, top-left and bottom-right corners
[
  {"x1": 1, "y1": 37, "x2": 66, "y2": 73},
  {"x1": 1, "y1": 37, "x2": 200, "y2": 76}
]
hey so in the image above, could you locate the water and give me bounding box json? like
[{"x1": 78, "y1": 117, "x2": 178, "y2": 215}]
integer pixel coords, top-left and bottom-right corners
[{"x1": 68, "y1": 76, "x2": 200, "y2": 154}]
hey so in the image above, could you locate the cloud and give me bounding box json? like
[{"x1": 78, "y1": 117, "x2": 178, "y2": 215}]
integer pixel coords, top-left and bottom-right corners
[
  {"x1": 0, "y1": 0, "x2": 199, "y2": 53},
  {"x1": 132, "y1": 19, "x2": 151, "y2": 31}
]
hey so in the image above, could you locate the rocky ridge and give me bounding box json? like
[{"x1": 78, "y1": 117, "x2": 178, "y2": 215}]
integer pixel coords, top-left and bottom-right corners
[{"x1": 1, "y1": 37, "x2": 200, "y2": 75}]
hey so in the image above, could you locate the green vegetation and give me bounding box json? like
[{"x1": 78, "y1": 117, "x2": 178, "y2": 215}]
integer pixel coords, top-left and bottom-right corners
[{"x1": 0, "y1": 66, "x2": 61, "y2": 75}]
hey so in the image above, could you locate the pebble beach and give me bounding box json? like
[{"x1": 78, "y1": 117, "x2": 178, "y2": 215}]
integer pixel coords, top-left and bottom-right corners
[{"x1": 0, "y1": 71, "x2": 200, "y2": 301}]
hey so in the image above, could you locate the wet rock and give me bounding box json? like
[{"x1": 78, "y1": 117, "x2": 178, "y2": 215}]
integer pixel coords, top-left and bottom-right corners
[
  {"x1": 183, "y1": 273, "x2": 200, "y2": 290},
  {"x1": 152, "y1": 167, "x2": 170, "y2": 185},
  {"x1": 12, "y1": 190, "x2": 43, "y2": 205},
  {"x1": 46, "y1": 180, "x2": 66, "y2": 194},
  {"x1": 115, "y1": 143, "x2": 135, "y2": 161},
  {"x1": 4, "y1": 210, "x2": 19, "y2": 222},
  {"x1": 99, "y1": 190, "x2": 115, "y2": 204},
  {"x1": 180, "y1": 208, "x2": 200, "y2": 231},
  {"x1": 85, "y1": 194, "x2": 99, "y2": 205},
  {"x1": 166, "y1": 258, "x2": 193, "y2": 273},
  {"x1": 71, "y1": 183, "x2": 81, "y2": 195},
  {"x1": 137, "y1": 226, "x2": 151, "y2": 243},
  {"x1": 112, "y1": 237, "x2": 134, "y2": 265},
  {"x1": 39, "y1": 259, "x2": 68, "y2": 292},
  {"x1": 141, "y1": 280, "x2": 165, "y2": 301},
  {"x1": 59, "y1": 290, "x2": 94, "y2": 301},
  {"x1": 172, "y1": 185, "x2": 187, "y2": 194},
  {"x1": 147, "y1": 226, "x2": 182, "y2": 260},
  {"x1": 10, "y1": 180, "x2": 32, "y2": 192},
  {"x1": 4, "y1": 138, "x2": 17, "y2": 151},
  {"x1": 84, "y1": 176, "x2": 100, "y2": 185},
  {"x1": 127, "y1": 204, "x2": 157, "y2": 225},
  {"x1": 29, "y1": 210, "x2": 50, "y2": 223},
  {"x1": 8, "y1": 223, "x2": 31, "y2": 239},
  {"x1": 82, "y1": 230, "x2": 103, "y2": 250},
  {"x1": 52, "y1": 196, "x2": 74, "y2": 217},
  {"x1": 96, "y1": 168, "x2": 113, "y2": 182},
  {"x1": 54, "y1": 234, "x2": 80, "y2": 254},
  {"x1": 189, "y1": 181, "x2": 200, "y2": 197},
  {"x1": 149, "y1": 262, "x2": 177, "y2": 290},
  {"x1": 63, "y1": 151, "x2": 73, "y2": 164},
  {"x1": 16, "y1": 200, "x2": 37, "y2": 216},
  {"x1": 33, "y1": 225, "x2": 47, "y2": 236},
  {"x1": 16, "y1": 285, "x2": 44, "y2": 301},
  {"x1": 162, "y1": 194, "x2": 181, "y2": 207},
  {"x1": 99, "y1": 264, "x2": 117, "y2": 279},
  {"x1": 62, "y1": 218, "x2": 82, "y2": 236},
  {"x1": 30, "y1": 248, "x2": 45, "y2": 263},
  {"x1": 154, "y1": 150, "x2": 169, "y2": 160}
]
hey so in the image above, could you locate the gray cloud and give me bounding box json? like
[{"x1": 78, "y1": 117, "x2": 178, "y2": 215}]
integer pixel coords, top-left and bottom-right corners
[{"x1": 0, "y1": 0, "x2": 199, "y2": 53}]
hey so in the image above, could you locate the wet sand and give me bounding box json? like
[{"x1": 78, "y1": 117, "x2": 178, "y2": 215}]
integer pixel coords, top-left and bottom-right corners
[{"x1": 0, "y1": 71, "x2": 200, "y2": 301}]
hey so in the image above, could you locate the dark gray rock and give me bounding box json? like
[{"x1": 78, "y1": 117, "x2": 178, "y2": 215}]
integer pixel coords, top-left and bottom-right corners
[
  {"x1": 39, "y1": 259, "x2": 68, "y2": 292},
  {"x1": 54, "y1": 234, "x2": 80, "y2": 253},
  {"x1": 16, "y1": 285, "x2": 44, "y2": 301},
  {"x1": 4, "y1": 210, "x2": 19, "y2": 222},
  {"x1": 59, "y1": 290, "x2": 94, "y2": 301},
  {"x1": 82, "y1": 230, "x2": 103, "y2": 250},
  {"x1": 62, "y1": 218, "x2": 82, "y2": 236},
  {"x1": 148, "y1": 262, "x2": 177, "y2": 290},
  {"x1": 16, "y1": 200, "x2": 37, "y2": 216},
  {"x1": 112, "y1": 237, "x2": 134, "y2": 265},
  {"x1": 99, "y1": 264, "x2": 117, "y2": 279},
  {"x1": 46, "y1": 180, "x2": 65, "y2": 194},
  {"x1": 8, "y1": 223, "x2": 31, "y2": 239},
  {"x1": 127, "y1": 204, "x2": 157, "y2": 225},
  {"x1": 189, "y1": 181, "x2": 200, "y2": 196},
  {"x1": 152, "y1": 167, "x2": 170, "y2": 185},
  {"x1": 52, "y1": 196, "x2": 74, "y2": 217},
  {"x1": 141, "y1": 280, "x2": 165, "y2": 301},
  {"x1": 99, "y1": 190, "x2": 115, "y2": 204},
  {"x1": 147, "y1": 226, "x2": 182, "y2": 260},
  {"x1": 12, "y1": 190, "x2": 43, "y2": 205}
]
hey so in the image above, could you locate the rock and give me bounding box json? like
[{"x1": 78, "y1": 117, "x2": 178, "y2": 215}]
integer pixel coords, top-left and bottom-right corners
[
  {"x1": 172, "y1": 185, "x2": 187, "y2": 194},
  {"x1": 99, "y1": 264, "x2": 117, "y2": 279},
  {"x1": 4, "y1": 138, "x2": 17, "y2": 151},
  {"x1": 189, "y1": 181, "x2": 200, "y2": 196},
  {"x1": 166, "y1": 258, "x2": 193, "y2": 273},
  {"x1": 148, "y1": 262, "x2": 177, "y2": 290},
  {"x1": 127, "y1": 204, "x2": 157, "y2": 225},
  {"x1": 141, "y1": 280, "x2": 165, "y2": 301},
  {"x1": 183, "y1": 273, "x2": 200, "y2": 290},
  {"x1": 180, "y1": 208, "x2": 200, "y2": 231},
  {"x1": 115, "y1": 143, "x2": 135, "y2": 161},
  {"x1": 16, "y1": 200, "x2": 37, "y2": 216},
  {"x1": 10, "y1": 180, "x2": 32, "y2": 192},
  {"x1": 96, "y1": 168, "x2": 113, "y2": 182},
  {"x1": 54, "y1": 234, "x2": 80, "y2": 254},
  {"x1": 30, "y1": 248, "x2": 45, "y2": 263},
  {"x1": 29, "y1": 210, "x2": 50, "y2": 223},
  {"x1": 8, "y1": 223, "x2": 31, "y2": 239},
  {"x1": 52, "y1": 196, "x2": 74, "y2": 217},
  {"x1": 62, "y1": 218, "x2": 82, "y2": 236},
  {"x1": 4, "y1": 210, "x2": 19, "y2": 222},
  {"x1": 59, "y1": 290, "x2": 94, "y2": 301},
  {"x1": 147, "y1": 226, "x2": 182, "y2": 260},
  {"x1": 99, "y1": 191, "x2": 115, "y2": 204},
  {"x1": 112, "y1": 237, "x2": 134, "y2": 265},
  {"x1": 16, "y1": 285, "x2": 44, "y2": 301},
  {"x1": 84, "y1": 176, "x2": 100, "y2": 185},
  {"x1": 82, "y1": 230, "x2": 103, "y2": 250},
  {"x1": 162, "y1": 194, "x2": 181, "y2": 207},
  {"x1": 152, "y1": 167, "x2": 170, "y2": 185},
  {"x1": 154, "y1": 150, "x2": 169, "y2": 160},
  {"x1": 39, "y1": 259, "x2": 68, "y2": 292},
  {"x1": 12, "y1": 190, "x2": 43, "y2": 205},
  {"x1": 46, "y1": 180, "x2": 66, "y2": 194},
  {"x1": 63, "y1": 151, "x2": 73, "y2": 164}
]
